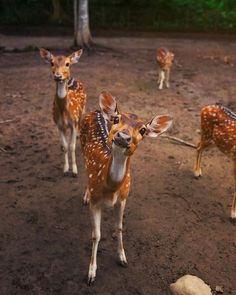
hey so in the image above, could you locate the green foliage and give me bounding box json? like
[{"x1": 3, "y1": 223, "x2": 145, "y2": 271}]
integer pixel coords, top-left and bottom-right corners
[{"x1": 1, "y1": 0, "x2": 236, "y2": 32}]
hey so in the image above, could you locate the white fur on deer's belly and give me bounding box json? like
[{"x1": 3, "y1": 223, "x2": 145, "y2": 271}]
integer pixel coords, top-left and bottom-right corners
[{"x1": 109, "y1": 144, "x2": 128, "y2": 183}]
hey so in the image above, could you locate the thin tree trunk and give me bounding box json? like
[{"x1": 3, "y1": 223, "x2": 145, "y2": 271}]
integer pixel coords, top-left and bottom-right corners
[{"x1": 74, "y1": 0, "x2": 92, "y2": 48}]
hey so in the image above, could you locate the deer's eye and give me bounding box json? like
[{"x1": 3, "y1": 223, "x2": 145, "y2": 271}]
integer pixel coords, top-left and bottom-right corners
[
  {"x1": 65, "y1": 63, "x2": 70, "y2": 67},
  {"x1": 113, "y1": 116, "x2": 120, "y2": 124},
  {"x1": 139, "y1": 127, "x2": 146, "y2": 136}
]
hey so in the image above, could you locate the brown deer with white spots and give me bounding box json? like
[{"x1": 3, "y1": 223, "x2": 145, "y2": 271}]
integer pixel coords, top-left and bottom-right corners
[
  {"x1": 157, "y1": 48, "x2": 174, "y2": 90},
  {"x1": 194, "y1": 104, "x2": 236, "y2": 220},
  {"x1": 40, "y1": 48, "x2": 86, "y2": 176},
  {"x1": 80, "y1": 91, "x2": 173, "y2": 285}
]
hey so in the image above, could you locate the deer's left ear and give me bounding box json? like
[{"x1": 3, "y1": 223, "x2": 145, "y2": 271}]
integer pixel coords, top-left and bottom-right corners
[
  {"x1": 40, "y1": 48, "x2": 53, "y2": 63},
  {"x1": 146, "y1": 115, "x2": 173, "y2": 137},
  {"x1": 69, "y1": 49, "x2": 83, "y2": 64},
  {"x1": 99, "y1": 91, "x2": 119, "y2": 121}
]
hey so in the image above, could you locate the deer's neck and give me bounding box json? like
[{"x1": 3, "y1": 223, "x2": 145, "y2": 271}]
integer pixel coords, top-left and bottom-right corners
[
  {"x1": 108, "y1": 145, "x2": 130, "y2": 186},
  {"x1": 56, "y1": 81, "x2": 68, "y2": 99}
]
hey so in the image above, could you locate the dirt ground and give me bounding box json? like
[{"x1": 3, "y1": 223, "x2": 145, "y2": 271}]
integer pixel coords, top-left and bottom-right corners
[{"x1": 0, "y1": 32, "x2": 236, "y2": 295}]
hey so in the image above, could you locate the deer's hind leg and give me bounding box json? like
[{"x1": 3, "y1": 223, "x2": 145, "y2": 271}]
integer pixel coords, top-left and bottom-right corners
[
  {"x1": 194, "y1": 135, "x2": 213, "y2": 178},
  {"x1": 194, "y1": 114, "x2": 214, "y2": 178}
]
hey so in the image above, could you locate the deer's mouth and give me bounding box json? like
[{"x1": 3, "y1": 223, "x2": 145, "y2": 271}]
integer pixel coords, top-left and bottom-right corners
[
  {"x1": 54, "y1": 77, "x2": 66, "y2": 83},
  {"x1": 112, "y1": 138, "x2": 130, "y2": 149}
]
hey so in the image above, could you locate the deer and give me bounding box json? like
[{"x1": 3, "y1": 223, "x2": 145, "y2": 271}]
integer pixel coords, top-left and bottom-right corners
[
  {"x1": 80, "y1": 91, "x2": 173, "y2": 285},
  {"x1": 40, "y1": 48, "x2": 86, "y2": 177},
  {"x1": 194, "y1": 103, "x2": 236, "y2": 220},
  {"x1": 156, "y1": 48, "x2": 174, "y2": 90}
]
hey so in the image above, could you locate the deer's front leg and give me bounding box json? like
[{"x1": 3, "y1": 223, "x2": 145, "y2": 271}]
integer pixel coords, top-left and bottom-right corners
[
  {"x1": 88, "y1": 205, "x2": 101, "y2": 285},
  {"x1": 158, "y1": 69, "x2": 165, "y2": 90},
  {"x1": 70, "y1": 125, "x2": 78, "y2": 177},
  {"x1": 83, "y1": 187, "x2": 90, "y2": 205},
  {"x1": 60, "y1": 130, "x2": 69, "y2": 175},
  {"x1": 165, "y1": 69, "x2": 170, "y2": 88},
  {"x1": 114, "y1": 199, "x2": 127, "y2": 266}
]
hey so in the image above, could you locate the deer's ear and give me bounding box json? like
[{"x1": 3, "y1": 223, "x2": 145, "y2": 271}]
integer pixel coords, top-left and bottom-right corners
[
  {"x1": 146, "y1": 115, "x2": 173, "y2": 137},
  {"x1": 69, "y1": 49, "x2": 83, "y2": 64},
  {"x1": 99, "y1": 91, "x2": 119, "y2": 121},
  {"x1": 40, "y1": 48, "x2": 53, "y2": 63}
]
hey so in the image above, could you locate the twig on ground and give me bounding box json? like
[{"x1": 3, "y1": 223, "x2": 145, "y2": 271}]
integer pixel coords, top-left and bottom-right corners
[
  {"x1": 160, "y1": 134, "x2": 197, "y2": 149},
  {"x1": 0, "y1": 119, "x2": 16, "y2": 124},
  {"x1": 0, "y1": 146, "x2": 14, "y2": 154}
]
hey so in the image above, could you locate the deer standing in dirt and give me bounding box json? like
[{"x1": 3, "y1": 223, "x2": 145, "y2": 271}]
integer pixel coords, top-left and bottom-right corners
[
  {"x1": 80, "y1": 91, "x2": 173, "y2": 284},
  {"x1": 194, "y1": 104, "x2": 236, "y2": 220},
  {"x1": 40, "y1": 48, "x2": 86, "y2": 176},
  {"x1": 156, "y1": 48, "x2": 174, "y2": 90}
]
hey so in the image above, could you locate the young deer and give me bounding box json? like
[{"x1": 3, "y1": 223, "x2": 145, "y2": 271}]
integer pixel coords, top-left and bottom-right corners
[
  {"x1": 194, "y1": 104, "x2": 236, "y2": 220},
  {"x1": 80, "y1": 91, "x2": 173, "y2": 284},
  {"x1": 156, "y1": 48, "x2": 174, "y2": 90},
  {"x1": 40, "y1": 48, "x2": 86, "y2": 176}
]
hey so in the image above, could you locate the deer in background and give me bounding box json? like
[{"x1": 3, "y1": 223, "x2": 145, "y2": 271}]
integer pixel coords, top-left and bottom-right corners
[
  {"x1": 80, "y1": 91, "x2": 173, "y2": 284},
  {"x1": 156, "y1": 48, "x2": 174, "y2": 90},
  {"x1": 40, "y1": 48, "x2": 86, "y2": 176},
  {"x1": 194, "y1": 104, "x2": 236, "y2": 220}
]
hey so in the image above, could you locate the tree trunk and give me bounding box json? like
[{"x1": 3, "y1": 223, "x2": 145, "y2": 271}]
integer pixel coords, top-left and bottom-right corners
[
  {"x1": 50, "y1": 0, "x2": 69, "y2": 24},
  {"x1": 74, "y1": 0, "x2": 92, "y2": 48}
]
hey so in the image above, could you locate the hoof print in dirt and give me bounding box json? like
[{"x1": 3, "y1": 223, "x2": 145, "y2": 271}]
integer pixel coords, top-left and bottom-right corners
[
  {"x1": 229, "y1": 217, "x2": 236, "y2": 225},
  {"x1": 63, "y1": 171, "x2": 70, "y2": 177}
]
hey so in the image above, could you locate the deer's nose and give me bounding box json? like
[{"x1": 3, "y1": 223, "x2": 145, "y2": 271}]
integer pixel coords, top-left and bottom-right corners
[
  {"x1": 114, "y1": 130, "x2": 131, "y2": 148},
  {"x1": 54, "y1": 73, "x2": 63, "y2": 81}
]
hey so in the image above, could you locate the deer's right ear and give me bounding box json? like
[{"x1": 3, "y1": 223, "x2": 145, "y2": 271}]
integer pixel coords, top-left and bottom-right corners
[
  {"x1": 99, "y1": 91, "x2": 119, "y2": 121},
  {"x1": 40, "y1": 48, "x2": 53, "y2": 64}
]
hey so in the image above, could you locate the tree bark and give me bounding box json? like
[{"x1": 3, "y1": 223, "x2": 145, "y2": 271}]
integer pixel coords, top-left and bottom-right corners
[{"x1": 74, "y1": 0, "x2": 92, "y2": 48}]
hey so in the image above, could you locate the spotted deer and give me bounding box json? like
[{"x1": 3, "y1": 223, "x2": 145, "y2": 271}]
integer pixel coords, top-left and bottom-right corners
[
  {"x1": 194, "y1": 104, "x2": 236, "y2": 220},
  {"x1": 157, "y1": 48, "x2": 174, "y2": 90},
  {"x1": 40, "y1": 48, "x2": 86, "y2": 176},
  {"x1": 80, "y1": 91, "x2": 173, "y2": 284}
]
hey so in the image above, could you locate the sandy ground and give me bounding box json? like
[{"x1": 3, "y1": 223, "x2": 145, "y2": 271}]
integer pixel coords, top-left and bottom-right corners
[{"x1": 0, "y1": 33, "x2": 236, "y2": 295}]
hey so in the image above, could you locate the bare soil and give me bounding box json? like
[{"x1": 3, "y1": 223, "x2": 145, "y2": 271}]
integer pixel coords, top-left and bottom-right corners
[{"x1": 0, "y1": 33, "x2": 236, "y2": 295}]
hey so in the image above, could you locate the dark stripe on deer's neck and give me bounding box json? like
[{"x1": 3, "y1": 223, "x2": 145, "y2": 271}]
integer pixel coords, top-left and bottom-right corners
[
  {"x1": 216, "y1": 103, "x2": 236, "y2": 120},
  {"x1": 95, "y1": 111, "x2": 111, "y2": 153}
]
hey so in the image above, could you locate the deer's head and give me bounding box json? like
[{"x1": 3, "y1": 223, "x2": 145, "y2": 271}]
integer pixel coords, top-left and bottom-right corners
[
  {"x1": 99, "y1": 92, "x2": 173, "y2": 156},
  {"x1": 40, "y1": 48, "x2": 83, "y2": 83}
]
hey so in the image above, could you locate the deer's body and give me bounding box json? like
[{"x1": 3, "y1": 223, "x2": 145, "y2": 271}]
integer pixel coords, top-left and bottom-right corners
[
  {"x1": 157, "y1": 48, "x2": 174, "y2": 90},
  {"x1": 80, "y1": 92, "x2": 172, "y2": 284},
  {"x1": 194, "y1": 104, "x2": 236, "y2": 219},
  {"x1": 40, "y1": 49, "x2": 86, "y2": 176}
]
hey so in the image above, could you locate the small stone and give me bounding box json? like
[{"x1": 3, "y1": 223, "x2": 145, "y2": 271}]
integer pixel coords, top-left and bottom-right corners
[{"x1": 215, "y1": 285, "x2": 224, "y2": 293}]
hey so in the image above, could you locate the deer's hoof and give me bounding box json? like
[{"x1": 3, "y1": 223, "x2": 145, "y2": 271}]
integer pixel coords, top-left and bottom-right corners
[
  {"x1": 72, "y1": 172, "x2": 78, "y2": 178},
  {"x1": 194, "y1": 169, "x2": 202, "y2": 178},
  {"x1": 63, "y1": 171, "x2": 70, "y2": 177},
  {"x1": 119, "y1": 259, "x2": 128, "y2": 268},
  {"x1": 87, "y1": 271, "x2": 96, "y2": 286},
  {"x1": 230, "y1": 212, "x2": 236, "y2": 223}
]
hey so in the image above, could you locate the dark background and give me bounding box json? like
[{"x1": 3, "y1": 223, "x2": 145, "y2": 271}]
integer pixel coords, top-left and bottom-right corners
[{"x1": 1, "y1": 0, "x2": 236, "y2": 32}]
